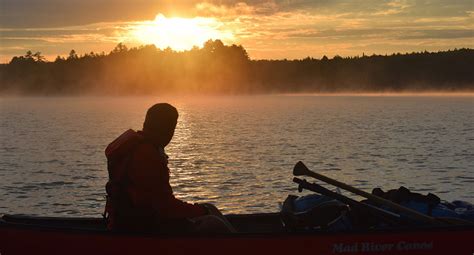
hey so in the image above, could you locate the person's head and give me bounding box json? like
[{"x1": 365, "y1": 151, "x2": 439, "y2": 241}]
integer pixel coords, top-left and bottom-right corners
[{"x1": 143, "y1": 103, "x2": 178, "y2": 147}]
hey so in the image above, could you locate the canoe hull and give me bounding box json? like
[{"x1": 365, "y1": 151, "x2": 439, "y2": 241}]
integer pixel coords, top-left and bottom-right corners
[{"x1": 1, "y1": 223, "x2": 473, "y2": 255}]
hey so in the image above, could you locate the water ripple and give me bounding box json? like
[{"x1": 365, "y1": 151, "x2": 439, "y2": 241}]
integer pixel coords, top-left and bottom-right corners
[{"x1": 0, "y1": 96, "x2": 473, "y2": 216}]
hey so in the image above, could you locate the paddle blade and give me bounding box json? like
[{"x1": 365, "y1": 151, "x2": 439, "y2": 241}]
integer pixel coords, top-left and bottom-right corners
[{"x1": 293, "y1": 161, "x2": 309, "y2": 176}]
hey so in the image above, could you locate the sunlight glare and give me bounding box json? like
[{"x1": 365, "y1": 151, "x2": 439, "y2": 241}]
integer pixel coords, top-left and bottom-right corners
[{"x1": 131, "y1": 14, "x2": 234, "y2": 51}]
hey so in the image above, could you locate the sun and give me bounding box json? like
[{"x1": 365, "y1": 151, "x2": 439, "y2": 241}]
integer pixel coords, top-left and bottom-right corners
[{"x1": 130, "y1": 14, "x2": 234, "y2": 51}]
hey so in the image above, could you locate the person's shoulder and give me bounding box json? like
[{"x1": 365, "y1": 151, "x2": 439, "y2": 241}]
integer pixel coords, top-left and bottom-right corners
[
  {"x1": 133, "y1": 142, "x2": 157, "y2": 159},
  {"x1": 132, "y1": 143, "x2": 168, "y2": 165}
]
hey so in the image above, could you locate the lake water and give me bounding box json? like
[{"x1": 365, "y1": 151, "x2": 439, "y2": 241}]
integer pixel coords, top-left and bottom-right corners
[{"x1": 0, "y1": 95, "x2": 473, "y2": 217}]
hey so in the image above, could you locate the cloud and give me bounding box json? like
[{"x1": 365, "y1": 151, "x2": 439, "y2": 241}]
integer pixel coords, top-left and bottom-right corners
[
  {"x1": 396, "y1": 29, "x2": 474, "y2": 40},
  {"x1": 1, "y1": 0, "x2": 473, "y2": 62},
  {"x1": 0, "y1": 0, "x2": 201, "y2": 28}
]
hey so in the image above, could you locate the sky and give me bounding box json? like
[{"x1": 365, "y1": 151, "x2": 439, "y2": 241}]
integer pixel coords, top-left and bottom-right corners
[{"x1": 0, "y1": 0, "x2": 473, "y2": 62}]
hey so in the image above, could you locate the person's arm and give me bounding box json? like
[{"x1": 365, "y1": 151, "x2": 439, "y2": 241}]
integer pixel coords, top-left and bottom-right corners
[{"x1": 128, "y1": 144, "x2": 206, "y2": 219}]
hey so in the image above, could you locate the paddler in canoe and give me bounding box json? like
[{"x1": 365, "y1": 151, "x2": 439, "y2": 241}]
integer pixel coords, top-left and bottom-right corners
[{"x1": 104, "y1": 103, "x2": 236, "y2": 233}]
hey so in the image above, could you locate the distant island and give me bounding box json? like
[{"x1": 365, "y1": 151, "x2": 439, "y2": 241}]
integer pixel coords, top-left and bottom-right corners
[{"x1": 1, "y1": 40, "x2": 473, "y2": 95}]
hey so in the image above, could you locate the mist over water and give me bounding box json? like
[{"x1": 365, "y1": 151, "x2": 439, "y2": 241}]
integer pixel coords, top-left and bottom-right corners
[{"x1": 0, "y1": 95, "x2": 473, "y2": 217}]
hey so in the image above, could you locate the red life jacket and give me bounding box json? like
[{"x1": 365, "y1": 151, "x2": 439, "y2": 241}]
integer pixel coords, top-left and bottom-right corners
[
  {"x1": 104, "y1": 129, "x2": 200, "y2": 232},
  {"x1": 104, "y1": 129, "x2": 147, "y2": 231}
]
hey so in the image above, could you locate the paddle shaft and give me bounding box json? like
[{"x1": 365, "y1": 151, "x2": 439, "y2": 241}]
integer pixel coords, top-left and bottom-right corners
[
  {"x1": 294, "y1": 162, "x2": 442, "y2": 225},
  {"x1": 293, "y1": 177, "x2": 403, "y2": 224}
]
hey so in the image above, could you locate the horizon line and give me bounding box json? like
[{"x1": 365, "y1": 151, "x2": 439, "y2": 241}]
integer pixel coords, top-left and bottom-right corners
[{"x1": 1, "y1": 42, "x2": 472, "y2": 64}]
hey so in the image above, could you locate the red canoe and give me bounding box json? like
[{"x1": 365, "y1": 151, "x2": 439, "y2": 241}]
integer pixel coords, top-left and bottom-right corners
[{"x1": 1, "y1": 213, "x2": 473, "y2": 255}]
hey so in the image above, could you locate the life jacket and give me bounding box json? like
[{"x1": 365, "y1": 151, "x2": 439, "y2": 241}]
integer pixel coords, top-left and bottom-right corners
[
  {"x1": 104, "y1": 129, "x2": 145, "y2": 231},
  {"x1": 104, "y1": 129, "x2": 199, "y2": 233}
]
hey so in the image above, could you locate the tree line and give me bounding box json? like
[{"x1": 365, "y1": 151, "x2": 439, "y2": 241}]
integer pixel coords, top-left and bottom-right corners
[{"x1": 1, "y1": 40, "x2": 473, "y2": 95}]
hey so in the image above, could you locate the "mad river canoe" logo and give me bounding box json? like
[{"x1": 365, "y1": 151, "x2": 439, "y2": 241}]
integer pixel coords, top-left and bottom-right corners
[{"x1": 332, "y1": 241, "x2": 433, "y2": 253}]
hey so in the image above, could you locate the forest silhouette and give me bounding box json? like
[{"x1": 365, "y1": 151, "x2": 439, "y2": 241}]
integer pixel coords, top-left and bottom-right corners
[{"x1": 1, "y1": 40, "x2": 473, "y2": 95}]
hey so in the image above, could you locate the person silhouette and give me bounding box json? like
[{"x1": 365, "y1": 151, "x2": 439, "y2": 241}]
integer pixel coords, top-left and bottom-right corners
[{"x1": 104, "y1": 103, "x2": 235, "y2": 233}]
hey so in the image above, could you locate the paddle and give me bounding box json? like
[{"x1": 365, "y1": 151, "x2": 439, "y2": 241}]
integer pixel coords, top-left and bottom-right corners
[
  {"x1": 293, "y1": 161, "x2": 443, "y2": 225},
  {"x1": 293, "y1": 177, "x2": 404, "y2": 225}
]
